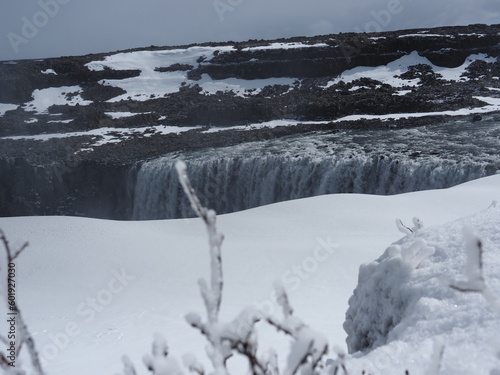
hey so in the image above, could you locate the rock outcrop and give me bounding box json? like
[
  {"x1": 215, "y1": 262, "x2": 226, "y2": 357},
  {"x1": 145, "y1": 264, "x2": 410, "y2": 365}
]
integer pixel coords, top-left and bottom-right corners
[{"x1": 0, "y1": 24, "x2": 499, "y2": 219}]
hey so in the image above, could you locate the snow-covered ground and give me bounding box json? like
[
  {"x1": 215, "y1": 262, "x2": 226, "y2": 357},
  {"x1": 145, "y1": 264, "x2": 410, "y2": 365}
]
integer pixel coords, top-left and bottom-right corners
[
  {"x1": 334, "y1": 96, "x2": 500, "y2": 122},
  {"x1": 2, "y1": 119, "x2": 331, "y2": 147},
  {"x1": 4, "y1": 124, "x2": 200, "y2": 145},
  {"x1": 84, "y1": 46, "x2": 294, "y2": 101},
  {"x1": 0, "y1": 173, "x2": 499, "y2": 374},
  {"x1": 22, "y1": 86, "x2": 92, "y2": 115},
  {"x1": 2, "y1": 49, "x2": 497, "y2": 120},
  {"x1": 324, "y1": 51, "x2": 496, "y2": 88},
  {"x1": 105, "y1": 112, "x2": 152, "y2": 119},
  {"x1": 241, "y1": 42, "x2": 329, "y2": 51},
  {"x1": 0, "y1": 103, "x2": 19, "y2": 116}
]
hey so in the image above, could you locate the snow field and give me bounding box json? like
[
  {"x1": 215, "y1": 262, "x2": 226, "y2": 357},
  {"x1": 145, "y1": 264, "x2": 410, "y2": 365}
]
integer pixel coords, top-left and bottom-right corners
[{"x1": 0, "y1": 174, "x2": 498, "y2": 374}]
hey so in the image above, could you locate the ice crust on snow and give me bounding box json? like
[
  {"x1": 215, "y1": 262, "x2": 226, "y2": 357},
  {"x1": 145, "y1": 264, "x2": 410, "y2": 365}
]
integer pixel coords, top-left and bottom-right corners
[{"x1": 345, "y1": 205, "x2": 500, "y2": 374}]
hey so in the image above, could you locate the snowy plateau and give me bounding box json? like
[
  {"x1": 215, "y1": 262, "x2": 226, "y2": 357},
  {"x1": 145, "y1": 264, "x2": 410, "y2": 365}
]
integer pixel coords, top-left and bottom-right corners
[{"x1": 0, "y1": 23, "x2": 500, "y2": 375}]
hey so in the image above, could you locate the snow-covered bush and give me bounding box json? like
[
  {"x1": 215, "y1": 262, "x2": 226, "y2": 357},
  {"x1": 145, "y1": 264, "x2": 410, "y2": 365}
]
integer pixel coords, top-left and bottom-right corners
[
  {"x1": 345, "y1": 204, "x2": 500, "y2": 374},
  {"x1": 118, "y1": 161, "x2": 333, "y2": 375}
]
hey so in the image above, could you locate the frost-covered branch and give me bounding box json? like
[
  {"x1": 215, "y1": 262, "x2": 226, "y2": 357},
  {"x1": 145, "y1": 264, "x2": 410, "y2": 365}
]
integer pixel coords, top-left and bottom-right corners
[
  {"x1": 116, "y1": 355, "x2": 137, "y2": 375},
  {"x1": 183, "y1": 353, "x2": 205, "y2": 375},
  {"x1": 451, "y1": 226, "x2": 500, "y2": 315},
  {"x1": 396, "y1": 217, "x2": 423, "y2": 235},
  {"x1": 326, "y1": 347, "x2": 349, "y2": 375},
  {"x1": 425, "y1": 339, "x2": 444, "y2": 375},
  {"x1": 120, "y1": 161, "x2": 335, "y2": 375},
  {"x1": 143, "y1": 334, "x2": 184, "y2": 375},
  {"x1": 176, "y1": 161, "x2": 326, "y2": 375},
  {"x1": 0, "y1": 229, "x2": 45, "y2": 375},
  {"x1": 267, "y1": 283, "x2": 328, "y2": 375},
  {"x1": 176, "y1": 160, "x2": 232, "y2": 374},
  {"x1": 176, "y1": 161, "x2": 224, "y2": 324}
]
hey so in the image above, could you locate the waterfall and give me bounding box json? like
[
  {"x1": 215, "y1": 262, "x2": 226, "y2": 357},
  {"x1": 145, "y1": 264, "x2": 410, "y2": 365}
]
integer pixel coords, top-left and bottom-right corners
[
  {"x1": 132, "y1": 152, "x2": 495, "y2": 220},
  {"x1": 132, "y1": 122, "x2": 500, "y2": 220}
]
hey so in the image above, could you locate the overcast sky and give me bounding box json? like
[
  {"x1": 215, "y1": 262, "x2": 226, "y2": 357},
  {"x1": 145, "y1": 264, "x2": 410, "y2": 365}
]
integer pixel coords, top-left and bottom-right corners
[{"x1": 1, "y1": 0, "x2": 499, "y2": 61}]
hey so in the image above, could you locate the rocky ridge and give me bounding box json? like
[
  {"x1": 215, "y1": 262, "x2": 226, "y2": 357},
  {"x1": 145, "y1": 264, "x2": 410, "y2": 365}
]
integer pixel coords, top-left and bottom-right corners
[{"x1": 0, "y1": 24, "x2": 500, "y2": 218}]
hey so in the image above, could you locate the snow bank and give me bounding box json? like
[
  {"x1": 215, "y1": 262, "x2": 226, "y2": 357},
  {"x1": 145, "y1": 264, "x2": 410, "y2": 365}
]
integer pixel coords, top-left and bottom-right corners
[{"x1": 345, "y1": 204, "x2": 500, "y2": 374}]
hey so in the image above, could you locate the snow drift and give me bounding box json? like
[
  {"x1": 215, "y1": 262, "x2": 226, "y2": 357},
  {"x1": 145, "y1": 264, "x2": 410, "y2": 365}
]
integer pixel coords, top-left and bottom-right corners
[
  {"x1": 345, "y1": 203, "x2": 500, "y2": 374},
  {"x1": 0, "y1": 174, "x2": 499, "y2": 374}
]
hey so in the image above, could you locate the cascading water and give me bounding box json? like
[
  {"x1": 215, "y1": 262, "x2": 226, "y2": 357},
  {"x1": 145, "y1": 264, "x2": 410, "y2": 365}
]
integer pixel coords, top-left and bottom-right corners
[{"x1": 132, "y1": 119, "x2": 500, "y2": 220}]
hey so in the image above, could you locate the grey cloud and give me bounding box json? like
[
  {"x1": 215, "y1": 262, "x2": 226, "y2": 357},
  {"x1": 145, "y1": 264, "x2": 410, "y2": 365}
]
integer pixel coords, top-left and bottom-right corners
[{"x1": 0, "y1": 0, "x2": 499, "y2": 61}]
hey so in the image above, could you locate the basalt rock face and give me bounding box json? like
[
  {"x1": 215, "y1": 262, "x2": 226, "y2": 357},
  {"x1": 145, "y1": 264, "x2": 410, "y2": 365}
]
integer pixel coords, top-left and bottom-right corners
[
  {"x1": 0, "y1": 24, "x2": 500, "y2": 219},
  {"x1": 1, "y1": 24, "x2": 500, "y2": 135},
  {"x1": 0, "y1": 156, "x2": 135, "y2": 219}
]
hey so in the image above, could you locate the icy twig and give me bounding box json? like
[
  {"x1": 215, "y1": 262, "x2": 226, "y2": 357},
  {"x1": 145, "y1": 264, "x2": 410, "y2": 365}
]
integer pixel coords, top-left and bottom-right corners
[
  {"x1": 396, "y1": 217, "x2": 423, "y2": 235},
  {"x1": 0, "y1": 230, "x2": 28, "y2": 262},
  {"x1": 183, "y1": 353, "x2": 205, "y2": 375},
  {"x1": 176, "y1": 161, "x2": 224, "y2": 325},
  {"x1": 142, "y1": 334, "x2": 185, "y2": 375},
  {"x1": 176, "y1": 161, "x2": 232, "y2": 375},
  {"x1": 327, "y1": 347, "x2": 349, "y2": 375},
  {"x1": 116, "y1": 355, "x2": 137, "y2": 375},
  {"x1": 267, "y1": 283, "x2": 328, "y2": 375},
  {"x1": 396, "y1": 219, "x2": 413, "y2": 235},
  {"x1": 425, "y1": 339, "x2": 444, "y2": 375},
  {"x1": 450, "y1": 226, "x2": 485, "y2": 293},
  {"x1": 0, "y1": 229, "x2": 45, "y2": 375},
  {"x1": 175, "y1": 161, "x2": 331, "y2": 375},
  {"x1": 260, "y1": 349, "x2": 279, "y2": 375},
  {"x1": 451, "y1": 226, "x2": 500, "y2": 316}
]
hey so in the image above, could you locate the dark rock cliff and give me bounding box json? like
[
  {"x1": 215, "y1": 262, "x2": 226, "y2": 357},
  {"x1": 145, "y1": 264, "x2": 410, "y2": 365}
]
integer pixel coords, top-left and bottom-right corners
[{"x1": 0, "y1": 23, "x2": 499, "y2": 219}]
